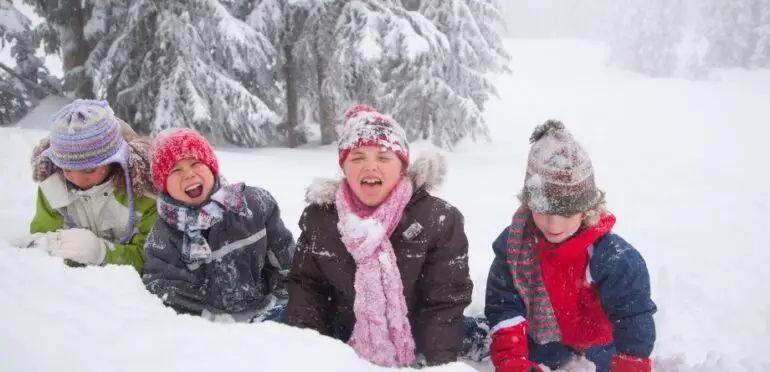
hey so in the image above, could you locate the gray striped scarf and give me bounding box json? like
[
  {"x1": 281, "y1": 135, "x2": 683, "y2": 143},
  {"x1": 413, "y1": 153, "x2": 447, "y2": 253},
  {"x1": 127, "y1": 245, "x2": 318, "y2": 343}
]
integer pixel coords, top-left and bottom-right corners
[{"x1": 505, "y1": 206, "x2": 561, "y2": 344}]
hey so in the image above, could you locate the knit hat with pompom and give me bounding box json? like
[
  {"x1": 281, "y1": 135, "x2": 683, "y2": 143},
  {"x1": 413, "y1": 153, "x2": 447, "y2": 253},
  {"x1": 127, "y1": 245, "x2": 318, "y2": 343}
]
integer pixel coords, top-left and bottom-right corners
[{"x1": 521, "y1": 120, "x2": 601, "y2": 216}]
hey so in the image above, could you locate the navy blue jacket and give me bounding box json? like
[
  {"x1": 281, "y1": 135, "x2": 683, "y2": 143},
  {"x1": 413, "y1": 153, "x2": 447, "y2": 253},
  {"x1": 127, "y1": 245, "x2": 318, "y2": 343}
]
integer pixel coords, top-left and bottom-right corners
[
  {"x1": 143, "y1": 186, "x2": 295, "y2": 319},
  {"x1": 485, "y1": 227, "x2": 656, "y2": 359}
]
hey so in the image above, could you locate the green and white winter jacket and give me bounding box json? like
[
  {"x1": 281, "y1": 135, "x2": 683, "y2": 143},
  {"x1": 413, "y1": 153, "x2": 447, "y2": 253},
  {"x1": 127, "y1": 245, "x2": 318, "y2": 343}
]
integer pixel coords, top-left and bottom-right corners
[{"x1": 29, "y1": 129, "x2": 158, "y2": 272}]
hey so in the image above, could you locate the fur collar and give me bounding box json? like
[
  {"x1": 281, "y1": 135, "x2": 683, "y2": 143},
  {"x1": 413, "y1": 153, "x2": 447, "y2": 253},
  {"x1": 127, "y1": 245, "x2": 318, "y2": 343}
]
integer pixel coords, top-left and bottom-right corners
[
  {"x1": 31, "y1": 120, "x2": 158, "y2": 196},
  {"x1": 305, "y1": 151, "x2": 447, "y2": 205}
]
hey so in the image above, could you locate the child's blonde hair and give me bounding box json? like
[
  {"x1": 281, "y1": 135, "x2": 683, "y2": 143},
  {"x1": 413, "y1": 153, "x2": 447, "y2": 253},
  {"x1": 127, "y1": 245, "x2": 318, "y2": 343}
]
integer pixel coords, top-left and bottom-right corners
[{"x1": 581, "y1": 193, "x2": 608, "y2": 227}]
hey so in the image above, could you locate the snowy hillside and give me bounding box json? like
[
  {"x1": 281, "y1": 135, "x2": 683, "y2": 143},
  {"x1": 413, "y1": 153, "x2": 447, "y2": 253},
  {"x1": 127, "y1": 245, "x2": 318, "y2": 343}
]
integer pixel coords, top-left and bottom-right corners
[{"x1": 1, "y1": 39, "x2": 769, "y2": 371}]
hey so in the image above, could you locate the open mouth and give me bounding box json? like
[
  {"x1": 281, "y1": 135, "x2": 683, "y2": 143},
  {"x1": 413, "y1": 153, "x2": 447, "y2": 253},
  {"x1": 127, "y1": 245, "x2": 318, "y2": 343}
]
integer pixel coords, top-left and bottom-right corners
[
  {"x1": 184, "y1": 183, "x2": 204, "y2": 199},
  {"x1": 361, "y1": 178, "x2": 383, "y2": 187}
]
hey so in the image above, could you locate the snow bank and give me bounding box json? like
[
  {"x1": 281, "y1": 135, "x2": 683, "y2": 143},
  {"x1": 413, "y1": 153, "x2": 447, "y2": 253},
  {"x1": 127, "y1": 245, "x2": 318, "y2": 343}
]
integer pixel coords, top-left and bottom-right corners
[{"x1": 2, "y1": 38, "x2": 769, "y2": 371}]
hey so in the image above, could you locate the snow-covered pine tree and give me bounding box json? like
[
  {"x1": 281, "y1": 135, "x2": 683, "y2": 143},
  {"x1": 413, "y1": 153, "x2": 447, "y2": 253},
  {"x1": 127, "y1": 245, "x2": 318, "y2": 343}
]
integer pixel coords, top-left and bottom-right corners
[
  {"x1": 244, "y1": 0, "x2": 314, "y2": 147},
  {"x1": 1, "y1": 0, "x2": 27, "y2": 39},
  {"x1": 408, "y1": 0, "x2": 510, "y2": 148},
  {"x1": 286, "y1": 0, "x2": 393, "y2": 145},
  {"x1": 1, "y1": 0, "x2": 59, "y2": 125},
  {"x1": 1, "y1": 0, "x2": 31, "y2": 125},
  {"x1": 0, "y1": 73, "x2": 27, "y2": 125},
  {"x1": 290, "y1": 0, "x2": 365, "y2": 145},
  {"x1": 699, "y1": 0, "x2": 756, "y2": 68},
  {"x1": 291, "y1": 0, "x2": 459, "y2": 146},
  {"x1": 91, "y1": 0, "x2": 283, "y2": 147},
  {"x1": 610, "y1": 0, "x2": 684, "y2": 77},
  {"x1": 379, "y1": 7, "x2": 450, "y2": 141},
  {"x1": 750, "y1": 0, "x2": 770, "y2": 67},
  {"x1": 22, "y1": 0, "x2": 96, "y2": 98}
]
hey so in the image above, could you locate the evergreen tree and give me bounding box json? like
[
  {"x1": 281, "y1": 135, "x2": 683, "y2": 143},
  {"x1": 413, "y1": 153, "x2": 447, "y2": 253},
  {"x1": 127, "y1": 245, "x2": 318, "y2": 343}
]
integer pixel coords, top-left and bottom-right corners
[
  {"x1": 1, "y1": 0, "x2": 29, "y2": 125},
  {"x1": 91, "y1": 0, "x2": 283, "y2": 146},
  {"x1": 408, "y1": 0, "x2": 510, "y2": 148},
  {"x1": 610, "y1": 0, "x2": 684, "y2": 77},
  {"x1": 23, "y1": 0, "x2": 95, "y2": 97},
  {"x1": 750, "y1": 0, "x2": 770, "y2": 67},
  {"x1": 699, "y1": 0, "x2": 756, "y2": 68},
  {"x1": 1, "y1": 0, "x2": 58, "y2": 125}
]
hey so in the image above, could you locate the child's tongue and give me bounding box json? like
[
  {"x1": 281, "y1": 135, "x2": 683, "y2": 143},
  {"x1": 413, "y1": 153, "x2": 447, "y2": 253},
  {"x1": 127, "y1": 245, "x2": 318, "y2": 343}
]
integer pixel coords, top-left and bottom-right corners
[
  {"x1": 185, "y1": 185, "x2": 203, "y2": 198},
  {"x1": 361, "y1": 182, "x2": 380, "y2": 196}
]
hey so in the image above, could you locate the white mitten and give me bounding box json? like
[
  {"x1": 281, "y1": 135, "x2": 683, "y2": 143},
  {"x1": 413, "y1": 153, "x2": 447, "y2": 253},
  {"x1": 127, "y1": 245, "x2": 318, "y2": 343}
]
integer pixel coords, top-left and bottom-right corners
[{"x1": 48, "y1": 228, "x2": 107, "y2": 265}]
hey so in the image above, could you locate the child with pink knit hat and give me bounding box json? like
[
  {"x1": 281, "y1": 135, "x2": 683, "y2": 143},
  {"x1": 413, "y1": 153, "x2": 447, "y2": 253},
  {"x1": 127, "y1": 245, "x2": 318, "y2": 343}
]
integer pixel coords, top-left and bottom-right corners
[
  {"x1": 485, "y1": 120, "x2": 657, "y2": 372},
  {"x1": 284, "y1": 105, "x2": 475, "y2": 367},
  {"x1": 12, "y1": 99, "x2": 158, "y2": 273}
]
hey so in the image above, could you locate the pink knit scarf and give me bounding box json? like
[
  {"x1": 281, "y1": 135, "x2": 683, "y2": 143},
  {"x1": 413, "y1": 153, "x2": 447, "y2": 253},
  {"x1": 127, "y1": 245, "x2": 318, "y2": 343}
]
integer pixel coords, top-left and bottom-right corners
[{"x1": 335, "y1": 177, "x2": 416, "y2": 367}]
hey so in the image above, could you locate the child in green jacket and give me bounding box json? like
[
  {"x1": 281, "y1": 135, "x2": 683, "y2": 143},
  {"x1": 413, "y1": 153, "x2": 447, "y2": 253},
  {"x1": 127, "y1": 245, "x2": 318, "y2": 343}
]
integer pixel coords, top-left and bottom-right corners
[{"x1": 12, "y1": 100, "x2": 157, "y2": 273}]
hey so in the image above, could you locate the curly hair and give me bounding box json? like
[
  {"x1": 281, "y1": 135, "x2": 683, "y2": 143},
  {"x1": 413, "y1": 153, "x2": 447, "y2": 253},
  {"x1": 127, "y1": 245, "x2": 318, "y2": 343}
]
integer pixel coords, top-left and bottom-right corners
[{"x1": 581, "y1": 194, "x2": 608, "y2": 227}]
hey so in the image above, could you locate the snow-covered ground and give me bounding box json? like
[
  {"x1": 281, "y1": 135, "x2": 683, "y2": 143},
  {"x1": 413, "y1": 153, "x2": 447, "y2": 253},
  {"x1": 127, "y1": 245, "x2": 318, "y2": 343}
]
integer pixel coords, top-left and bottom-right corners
[{"x1": 1, "y1": 39, "x2": 769, "y2": 371}]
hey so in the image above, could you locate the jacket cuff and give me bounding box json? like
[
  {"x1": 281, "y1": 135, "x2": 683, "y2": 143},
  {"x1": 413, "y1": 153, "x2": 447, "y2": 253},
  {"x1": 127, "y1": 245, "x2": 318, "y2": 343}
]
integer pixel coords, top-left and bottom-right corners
[{"x1": 610, "y1": 353, "x2": 651, "y2": 372}]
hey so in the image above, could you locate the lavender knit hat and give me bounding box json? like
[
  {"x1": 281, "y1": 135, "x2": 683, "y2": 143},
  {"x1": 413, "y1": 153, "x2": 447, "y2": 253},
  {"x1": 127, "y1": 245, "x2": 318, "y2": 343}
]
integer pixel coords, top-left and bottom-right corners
[{"x1": 42, "y1": 99, "x2": 136, "y2": 243}]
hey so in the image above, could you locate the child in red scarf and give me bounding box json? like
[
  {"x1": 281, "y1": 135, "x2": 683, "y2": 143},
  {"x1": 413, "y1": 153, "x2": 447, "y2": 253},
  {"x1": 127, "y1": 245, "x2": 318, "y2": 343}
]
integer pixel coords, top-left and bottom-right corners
[{"x1": 485, "y1": 120, "x2": 656, "y2": 372}]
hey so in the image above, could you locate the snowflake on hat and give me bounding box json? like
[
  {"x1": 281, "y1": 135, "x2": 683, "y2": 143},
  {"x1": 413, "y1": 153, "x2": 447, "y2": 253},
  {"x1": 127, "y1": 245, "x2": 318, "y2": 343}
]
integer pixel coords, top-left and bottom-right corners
[
  {"x1": 338, "y1": 105, "x2": 410, "y2": 167},
  {"x1": 343, "y1": 104, "x2": 376, "y2": 125},
  {"x1": 522, "y1": 119, "x2": 601, "y2": 216}
]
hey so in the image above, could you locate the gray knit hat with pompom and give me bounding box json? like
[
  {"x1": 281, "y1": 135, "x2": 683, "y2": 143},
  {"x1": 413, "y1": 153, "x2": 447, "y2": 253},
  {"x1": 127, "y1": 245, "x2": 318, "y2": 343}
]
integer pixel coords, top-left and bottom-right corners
[{"x1": 521, "y1": 120, "x2": 602, "y2": 216}]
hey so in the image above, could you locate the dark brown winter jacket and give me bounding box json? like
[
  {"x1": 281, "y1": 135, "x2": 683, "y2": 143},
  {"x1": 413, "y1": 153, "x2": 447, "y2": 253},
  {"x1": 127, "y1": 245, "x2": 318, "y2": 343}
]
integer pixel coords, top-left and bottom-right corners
[{"x1": 284, "y1": 153, "x2": 473, "y2": 366}]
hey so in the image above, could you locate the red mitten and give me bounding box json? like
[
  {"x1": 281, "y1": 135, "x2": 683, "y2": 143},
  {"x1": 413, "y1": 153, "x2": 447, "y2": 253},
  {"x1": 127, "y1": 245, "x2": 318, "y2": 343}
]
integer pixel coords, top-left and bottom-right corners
[
  {"x1": 610, "y1": 354, "x2": 651, "y2": 372},
  {"x1": 490, "y1": 321, "x2": 542, "y2": 372}
]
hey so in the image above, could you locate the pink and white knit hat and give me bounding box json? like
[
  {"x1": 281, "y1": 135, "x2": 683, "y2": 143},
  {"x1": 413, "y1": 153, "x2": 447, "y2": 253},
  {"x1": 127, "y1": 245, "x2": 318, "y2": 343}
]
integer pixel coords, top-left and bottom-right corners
[
  {"x1": 522, "y1": 120, "x2": 601, "y2": 216},
  {"x1": 337, "y1": 105, "x2": 409, "y2": 167}
]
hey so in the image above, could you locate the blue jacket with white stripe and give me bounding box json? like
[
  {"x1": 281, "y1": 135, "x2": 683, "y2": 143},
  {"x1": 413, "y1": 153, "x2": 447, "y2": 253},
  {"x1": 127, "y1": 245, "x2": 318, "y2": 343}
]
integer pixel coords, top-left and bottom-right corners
[
  {"x1": 484, "y1": 226, "x2": 657, "y2": 359},
  {"x1": 143, "y1": 186, "x2": 295, "y2": 319}
]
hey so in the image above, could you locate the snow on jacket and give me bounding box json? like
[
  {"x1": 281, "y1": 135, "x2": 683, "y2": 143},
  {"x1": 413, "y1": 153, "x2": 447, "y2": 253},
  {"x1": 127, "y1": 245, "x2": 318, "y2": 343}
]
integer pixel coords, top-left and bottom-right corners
[
  {"x1": 142, "y1": 186, "x2": 295, "y2": 318},
  {"x1": 284, "y1": 152, "x2": 474, "y2": 366},
  {"x1": 485, "y1": 224, "x2": 657, "y2": 360}
]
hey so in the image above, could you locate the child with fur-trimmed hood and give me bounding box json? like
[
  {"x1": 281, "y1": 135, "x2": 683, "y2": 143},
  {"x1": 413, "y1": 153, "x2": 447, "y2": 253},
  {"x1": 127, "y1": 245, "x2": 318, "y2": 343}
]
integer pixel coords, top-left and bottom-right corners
[
  {"x1": 12, "y1": 100, "x2": 158, "y2": 273},
  {"x1": 284, "y1": 105, "x2": 474, "y2": 367},
  {"x1": 142, "y1": 128, "x2": 295, "y2": 323},
  {"x1": 485, "y1": 120, "x2": 657, "y2": 372}
]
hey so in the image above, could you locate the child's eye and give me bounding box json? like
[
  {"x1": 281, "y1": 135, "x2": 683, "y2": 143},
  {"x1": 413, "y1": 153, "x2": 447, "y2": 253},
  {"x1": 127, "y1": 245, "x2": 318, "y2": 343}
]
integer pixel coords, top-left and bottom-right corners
[{"x1": 170, "y1": 168, "x2": 181, "y2": 174}]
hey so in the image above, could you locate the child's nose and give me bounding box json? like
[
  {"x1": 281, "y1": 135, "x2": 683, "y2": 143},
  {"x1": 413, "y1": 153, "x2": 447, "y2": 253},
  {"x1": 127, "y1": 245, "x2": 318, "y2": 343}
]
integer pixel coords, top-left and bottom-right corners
[
  {"x1": 181, "y1": 168, "x2": 195, "y2": 180},
  {"x1": 72, "y1": 175, "x2": 88, "y2": 186},
  {"x1": 547, "y1": 216, "x2": 563, "y2": 230},
  {"x1": 362, "y1": 159, "x2": 377, "y2": 170}
]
